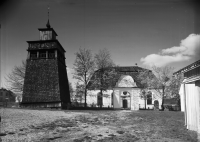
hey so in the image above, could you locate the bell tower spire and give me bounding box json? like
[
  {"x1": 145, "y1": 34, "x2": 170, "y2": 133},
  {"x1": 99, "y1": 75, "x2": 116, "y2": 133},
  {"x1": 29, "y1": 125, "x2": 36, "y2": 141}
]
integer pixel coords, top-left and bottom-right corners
[{"x1": 46, "y1": 6, "x2": 51, "y2": 28}]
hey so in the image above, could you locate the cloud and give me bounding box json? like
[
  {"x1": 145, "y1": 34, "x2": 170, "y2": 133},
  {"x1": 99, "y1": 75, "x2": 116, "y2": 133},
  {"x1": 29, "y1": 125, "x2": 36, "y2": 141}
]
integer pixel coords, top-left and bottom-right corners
[{"x1": 141, "y1": 34, "x2": 200, "y2": 67}]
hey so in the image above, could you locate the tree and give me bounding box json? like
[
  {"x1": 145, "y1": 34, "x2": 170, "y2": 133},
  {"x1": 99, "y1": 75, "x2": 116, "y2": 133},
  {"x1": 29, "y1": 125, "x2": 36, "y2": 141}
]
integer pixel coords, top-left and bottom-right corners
[
  {"x1": 167, "y1": 74, "x2": 184, "y2": 98},
  {"x1": 73, "y1": 48, "x2": 95, "y2": 107},
  {"x1": 137, "y1": 65, "x2": 175, "y2": 110},
  {"x1": 137, "y1": 69, "x2": 155, "y2": 109},
  {"x1": 5, "y1": 60, "x2": 26, "y2": 101},
  {"x1": 69, "y1": 82, "x2": 75, "y2": 102},
  {"x1": 75, "y1": 82, "x2": 85, "y2": 104},
  {"x1": 91, "y1": 48, "x2": 117, "y2": 107}
]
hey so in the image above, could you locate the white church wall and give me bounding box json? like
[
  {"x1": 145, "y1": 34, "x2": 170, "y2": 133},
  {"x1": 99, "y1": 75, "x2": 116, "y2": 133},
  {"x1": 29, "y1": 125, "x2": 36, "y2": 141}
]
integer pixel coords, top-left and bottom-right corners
[
  {"x1": 138, "y1": 89, "x2": 162, "y2": 109},
  {"x1": 87, "y1": 90, "x2": 98, "y2": 106},
  {"x1": 113, "y1": 89, "x2": 121, "y2": 108},
  {"x1": 150, "y1": 89, "x2": 162, "y2": 109},
  {"x1": 113, "y1": 88, "x2": 135, "y2": 109},
  {"x1": 87, "y1": 90, "x2": 113, "y2": 107},
  {"x1": 131, "y1": 89, "x2": 140, "y2": 110}
]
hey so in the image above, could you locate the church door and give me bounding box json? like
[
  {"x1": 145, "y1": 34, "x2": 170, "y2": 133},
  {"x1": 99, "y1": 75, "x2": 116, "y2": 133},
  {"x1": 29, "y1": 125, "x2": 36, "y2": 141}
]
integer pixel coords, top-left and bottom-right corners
[{"x1": 123, "y1": 99, "x2": 128, "y2": 108}]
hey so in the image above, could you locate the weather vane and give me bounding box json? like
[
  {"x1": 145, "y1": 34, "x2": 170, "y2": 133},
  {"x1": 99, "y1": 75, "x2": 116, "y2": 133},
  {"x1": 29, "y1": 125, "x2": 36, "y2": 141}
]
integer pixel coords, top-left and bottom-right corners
[{"x1": 48, "y1": 6, "x2": 50, "y2": 20}]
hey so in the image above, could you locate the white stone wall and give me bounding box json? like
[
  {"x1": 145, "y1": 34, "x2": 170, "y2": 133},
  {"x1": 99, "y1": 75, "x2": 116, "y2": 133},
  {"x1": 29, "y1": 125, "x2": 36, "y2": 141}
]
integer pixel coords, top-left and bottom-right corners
[
  {"x1": 113, "y1": 88, "x2": 142, "y2": 110},
  {"x1": 87, "y1": 88, "x2": 162, "y2": 110},
  {"x1": 131, "y1": 89, "x2": 140, "y2": 110},
  {"x1": 138, "y1": 89, "x2": 162, "y2": 109},
  {"x1": 113, "y1": 89, "x2": 120, "y2": 108},
  {"x1": 87, "y1": 90, "x2": 113, "y2": 107}
]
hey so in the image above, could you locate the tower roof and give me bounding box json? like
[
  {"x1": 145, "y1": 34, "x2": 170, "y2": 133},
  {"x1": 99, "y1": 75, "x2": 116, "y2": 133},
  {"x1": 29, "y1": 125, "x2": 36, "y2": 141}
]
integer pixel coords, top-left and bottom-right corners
[
  {"x1": 46, "y1": 19, "x2": 51, "y2": 28},
  {"x1": 46, "y1": 6, "x2": 51, "y2": 28}
]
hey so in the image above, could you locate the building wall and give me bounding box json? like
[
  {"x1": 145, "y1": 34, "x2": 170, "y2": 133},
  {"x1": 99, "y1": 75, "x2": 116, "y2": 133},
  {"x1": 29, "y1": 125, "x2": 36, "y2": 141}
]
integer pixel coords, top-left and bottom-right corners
[
  {"x1": 184, "y1": 81, "x2": 200, "y2": 132},
  {"x1": 87, "y1": 90, "x2": 113, "y2": 107},
  {"x1": 0, "y1": 89, "x2": 16, "y2": 102},
  {"x1": 179, "y1": 84, "x2": 185, "y2": 112},
  {"x1": 22, "y1": 59, "x2": 61, "y2": 103},
  {"x1": 57, "y1": 60, "x2": 71, "y2": 106},
  {"x1": 113, "y1": 88, "x2": 140, "y2": 110},
  {"x1": 196, "y1": 81, "x2": 200, "y2": 135},
  {"x1": 87, "y1": 88, "x2": 161, "y2": 110},
  {"x1": 138, "y1": 89, "x2": 162, "y2": 110}
]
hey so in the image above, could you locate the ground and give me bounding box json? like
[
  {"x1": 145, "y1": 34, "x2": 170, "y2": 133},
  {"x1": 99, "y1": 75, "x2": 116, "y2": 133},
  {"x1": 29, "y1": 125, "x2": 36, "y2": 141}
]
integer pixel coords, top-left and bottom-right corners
[{"x1": 0, "y1": 108, "x2": 197, "y2": 142}]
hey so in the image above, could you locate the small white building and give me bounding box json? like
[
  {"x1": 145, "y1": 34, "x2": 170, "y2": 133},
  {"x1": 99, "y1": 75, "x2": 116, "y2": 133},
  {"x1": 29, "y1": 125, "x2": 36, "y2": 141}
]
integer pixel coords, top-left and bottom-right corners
[
  {"x1": 174, "y1": 60, "x2": 200, "y2": 139},
  {"x1": 87, "y1": 66, "x2": 162, "y2": 110}
]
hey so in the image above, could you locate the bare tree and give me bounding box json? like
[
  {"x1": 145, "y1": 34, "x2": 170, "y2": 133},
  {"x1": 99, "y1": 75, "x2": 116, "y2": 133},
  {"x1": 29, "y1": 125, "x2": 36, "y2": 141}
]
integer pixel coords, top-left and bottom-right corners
[
  {"x1": 167, "y1": 74, "x2": 184, "y2": 98},
  {"x1": 137, "y1": 69, "x2": 155, "y2": 109},
  {"x1": 69, "y1": 82, "x2": 75, "y2": 102},
  {"x1": 90, "y1": 48, "x2": 117, "y2": 107},
  {"x1": 73, "y1": 48, "x2": 95, "y2": 107},
  {"x1": 5, "y1": 60, "x2": 26, "y2": 101},
  {"x1": 137, "y1": 65, "x2": 175, "y2": 110},
  {"x1": 75, "y1": 82, "x2": 85, "y2": 105}
]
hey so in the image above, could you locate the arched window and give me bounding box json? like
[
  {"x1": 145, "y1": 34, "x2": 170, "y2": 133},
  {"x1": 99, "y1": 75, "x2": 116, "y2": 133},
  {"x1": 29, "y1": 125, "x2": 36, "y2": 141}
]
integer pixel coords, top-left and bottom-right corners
[
  {"x1": 111, "y1": 93, "x2": 113, "y2": 105},
  {"x1": 123, "y1": 91, "x2": 127, "y2": 95},
  {"x1": 147, "y1": 91, "x2": 152, "y2": 105},
  {"x1": 97, "y1": 92, "x2": 103, "y2": 106}
]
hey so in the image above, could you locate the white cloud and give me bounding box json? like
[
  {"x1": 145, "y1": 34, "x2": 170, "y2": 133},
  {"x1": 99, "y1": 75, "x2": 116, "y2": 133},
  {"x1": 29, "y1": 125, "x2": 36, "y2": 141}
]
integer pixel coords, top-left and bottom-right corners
[
  {"x1": 141, "y1": 34, "x2": 200, "y2": 67},
  {"x1": 161, "y1": 46, "x2": 186, "y2": 54}
]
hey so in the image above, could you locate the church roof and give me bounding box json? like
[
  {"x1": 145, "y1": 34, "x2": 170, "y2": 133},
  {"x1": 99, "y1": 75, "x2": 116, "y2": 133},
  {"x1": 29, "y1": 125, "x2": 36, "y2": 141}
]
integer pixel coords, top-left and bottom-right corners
[
  {"x1": 88, "y1": 66, "x2": 151, "y2": 89},
  {"x1": 114, "y1": 66, "x2": 148, "y2": 72}
]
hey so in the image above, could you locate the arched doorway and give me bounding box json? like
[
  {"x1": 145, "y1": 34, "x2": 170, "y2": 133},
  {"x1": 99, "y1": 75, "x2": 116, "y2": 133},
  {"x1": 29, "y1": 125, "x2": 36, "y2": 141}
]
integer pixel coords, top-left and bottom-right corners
[
  {"x1": 154, "y1": 100, "x2": 159, "y2": 110},
  {"x1": 97, "y1": 93, "x2": 103, "y2": 107},
  {"x1": 123, "y1": 99, "x2": 128, "y2": 108},
  {"x1": 121, "y1": 91, "x2": 131, "y2": 109}
]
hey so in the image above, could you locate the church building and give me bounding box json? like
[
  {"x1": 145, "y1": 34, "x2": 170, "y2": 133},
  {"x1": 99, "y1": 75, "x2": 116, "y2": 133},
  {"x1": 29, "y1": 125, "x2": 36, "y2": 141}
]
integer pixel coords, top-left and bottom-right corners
[
  {"x1": 21, "y1": 18, "x2": 70, "y2": 108},
  {"x1": 87, "y1": 66, "x2": 162, "y2": 110}
]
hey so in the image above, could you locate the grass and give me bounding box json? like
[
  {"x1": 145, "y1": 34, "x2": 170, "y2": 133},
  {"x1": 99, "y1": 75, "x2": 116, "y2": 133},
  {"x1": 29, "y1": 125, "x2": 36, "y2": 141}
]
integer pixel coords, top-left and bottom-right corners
[{"x1": 0, "y1": 108, "x2": 197, "y2": 142}]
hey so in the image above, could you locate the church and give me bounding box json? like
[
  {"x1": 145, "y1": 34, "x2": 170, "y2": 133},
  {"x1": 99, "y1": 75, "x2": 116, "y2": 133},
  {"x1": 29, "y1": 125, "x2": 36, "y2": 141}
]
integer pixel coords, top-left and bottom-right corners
[{"x1": 86, "y1": 66, "x2": 162, "y2": 110}]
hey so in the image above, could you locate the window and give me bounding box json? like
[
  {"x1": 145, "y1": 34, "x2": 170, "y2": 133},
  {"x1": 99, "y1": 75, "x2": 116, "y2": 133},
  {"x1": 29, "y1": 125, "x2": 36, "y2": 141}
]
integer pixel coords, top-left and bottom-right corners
[
  {"x1": 111, "y1": 93, "x2": 113, "y2": 105},
  {"x1": 48, "y1": 51, "x2": 55, "y2": 59},
  {"x1": 123, "y1": 91, "x2": 127, "y2": 95},
  {"x1": 97, "y1": 93, "x2": 103, "y2": 106},
  {"x1": 147, "y1": 91, "x2": 152, "y2": 105},
  {"x1": 30, "y1": 51, "x2": 37, "y2": 59},
  {"x1": 39, "y1": 51, "x2": 46, "y2": 58}
]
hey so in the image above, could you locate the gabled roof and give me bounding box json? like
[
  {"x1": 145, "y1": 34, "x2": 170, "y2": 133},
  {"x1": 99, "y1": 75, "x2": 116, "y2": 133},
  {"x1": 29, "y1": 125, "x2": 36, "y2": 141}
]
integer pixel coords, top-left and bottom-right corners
[{"x1": 174, "y1": 59, "x2": 200, "y2": 75}]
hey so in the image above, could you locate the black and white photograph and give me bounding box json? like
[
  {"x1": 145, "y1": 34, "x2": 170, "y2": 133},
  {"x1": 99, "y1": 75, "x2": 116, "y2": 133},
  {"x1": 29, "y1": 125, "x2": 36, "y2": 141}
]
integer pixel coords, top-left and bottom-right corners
[{"x1": 0, "y1": 0, "x2": 200, "y2": 141}]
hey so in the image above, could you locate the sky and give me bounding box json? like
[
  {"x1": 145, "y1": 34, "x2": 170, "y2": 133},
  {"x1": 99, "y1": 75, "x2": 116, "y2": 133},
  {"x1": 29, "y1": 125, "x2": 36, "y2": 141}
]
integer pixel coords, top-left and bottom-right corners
[{"x1": 0, "y1": 0, "x2": 200, "y2": 88}]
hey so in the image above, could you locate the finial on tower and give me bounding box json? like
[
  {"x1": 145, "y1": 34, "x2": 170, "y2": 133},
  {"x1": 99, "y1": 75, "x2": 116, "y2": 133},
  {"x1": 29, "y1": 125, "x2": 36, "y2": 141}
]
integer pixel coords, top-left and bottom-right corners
[{"x1": 46, "y1": 6, "x2": 51, "y2": 28}]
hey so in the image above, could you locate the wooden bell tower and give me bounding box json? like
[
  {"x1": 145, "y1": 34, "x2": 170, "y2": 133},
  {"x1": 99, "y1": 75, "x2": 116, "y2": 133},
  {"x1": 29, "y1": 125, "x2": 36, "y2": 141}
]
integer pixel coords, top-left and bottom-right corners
[{"x1": 21, "y1": 12, "x2": 70, "y2": 108}]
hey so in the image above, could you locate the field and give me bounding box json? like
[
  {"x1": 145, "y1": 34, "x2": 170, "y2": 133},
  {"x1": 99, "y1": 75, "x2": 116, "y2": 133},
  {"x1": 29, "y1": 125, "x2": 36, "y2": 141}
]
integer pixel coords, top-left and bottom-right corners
[{"x1": 0, "y1": 108, "x2": 197, "y2": 142}]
